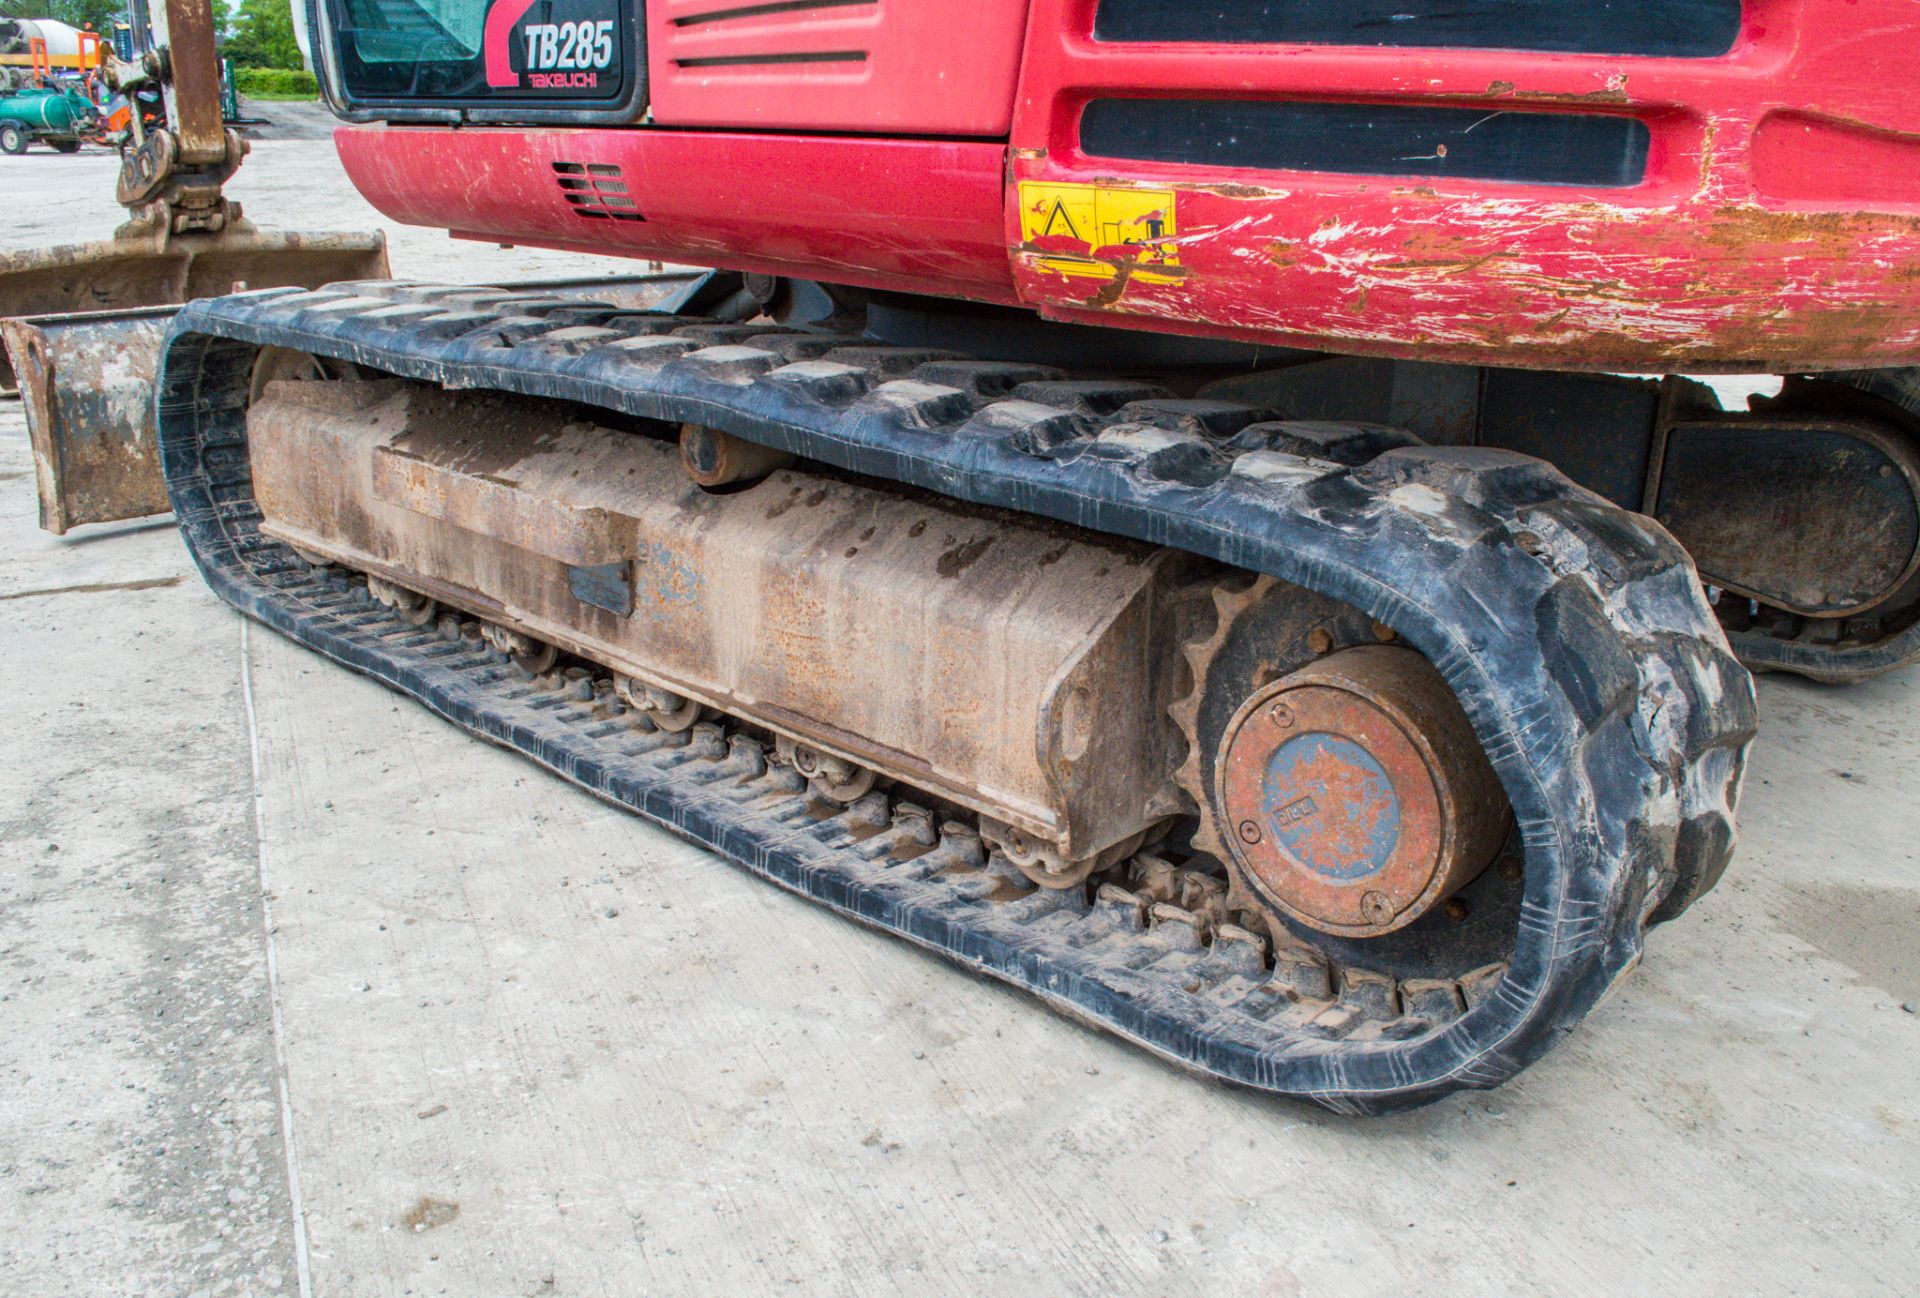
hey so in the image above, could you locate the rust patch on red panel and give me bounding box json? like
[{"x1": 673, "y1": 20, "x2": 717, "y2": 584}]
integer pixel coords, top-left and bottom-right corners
[
  {"x1": 1702, "y1": 205, "x2": 1920, "y2": 251},
  {"x1": 1443, "y1": 74, "x2": 1629, "y2": 105}
]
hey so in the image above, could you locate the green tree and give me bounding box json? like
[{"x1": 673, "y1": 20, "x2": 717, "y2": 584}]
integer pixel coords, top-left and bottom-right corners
[{"x1": 223, "y1": 0, "x2": 300, "y2": 69}]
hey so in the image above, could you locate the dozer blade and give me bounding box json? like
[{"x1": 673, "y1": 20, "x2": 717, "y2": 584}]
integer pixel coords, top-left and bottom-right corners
[
  {"x1": 0, "y1": 227, "x2": 391, "y2": 394},
  {"x1": 3, "y1": 306, "x2": 177, "y2": 536},
  {"x1": 0, "y1": 224, "x2": 388, "y2": 535}
]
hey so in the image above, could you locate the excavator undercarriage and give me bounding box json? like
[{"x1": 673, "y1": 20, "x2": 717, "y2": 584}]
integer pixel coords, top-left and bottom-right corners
[{"x1": 154, "y1": 281, "x2": 1753, "y2": 1111}]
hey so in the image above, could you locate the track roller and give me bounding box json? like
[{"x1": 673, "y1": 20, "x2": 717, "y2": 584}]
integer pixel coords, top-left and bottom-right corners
[
  {"x1": 979, "y1": 818, "x2": 1151, "y2": 890},
  {"x1": 365, "y1": 575, "x2": 437, "y2": 627},
  {"x1": 481, "y1": 622, "x2": 559, "y2": 676},
  {"x1": 612, "y1": 674, "x2": 703, "y2": 732},
  {"x1": 774, "y1": 734, "x2": 876, "y2": 803}
]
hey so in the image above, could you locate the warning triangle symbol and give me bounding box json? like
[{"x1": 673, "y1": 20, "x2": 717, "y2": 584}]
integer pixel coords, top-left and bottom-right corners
[{"x1": 1040, "y1": 198, "x2": 1082, "y2": 242}]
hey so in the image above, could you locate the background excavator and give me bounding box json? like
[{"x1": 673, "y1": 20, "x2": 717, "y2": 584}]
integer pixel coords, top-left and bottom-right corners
[{"x1": 10, "y1": 0, "x2": 1920, "y2": 1111}]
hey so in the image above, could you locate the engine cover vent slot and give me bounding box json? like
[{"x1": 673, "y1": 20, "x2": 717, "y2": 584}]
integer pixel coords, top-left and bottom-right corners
[
  {"x1": 672, "y1": 50, "x2": 866, "y2": 67},
  {"x1": 1080, "y1": 99, "x2": 1651, "y2": 189},
  {"x1": 552, "y1": 162, "x2": 646, "y2": 222},
  {"x1": 672, "y1": 0, "x2": 875, "y2": 26},
  {"x1": 663, "y1": 0, "x2": 873, "y2": 66},
  {"x1": 1092, "y1": 0, "x2": 1742, "y2": 58}
]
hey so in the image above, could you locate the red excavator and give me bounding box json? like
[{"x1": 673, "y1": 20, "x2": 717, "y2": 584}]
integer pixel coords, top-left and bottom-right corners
[{"x1": 18, "y1": 0, "x2": 1920, "y2": 1111}]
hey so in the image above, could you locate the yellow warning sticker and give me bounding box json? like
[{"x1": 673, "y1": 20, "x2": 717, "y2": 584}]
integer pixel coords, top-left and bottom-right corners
[{"x1": 1016, "y1": 182, "x2": 1182, "y2": 284}]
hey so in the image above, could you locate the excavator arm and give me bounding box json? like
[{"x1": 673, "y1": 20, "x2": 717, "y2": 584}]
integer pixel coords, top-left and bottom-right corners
[{"x1": 110, "y1": 0, "x2": 249, "y2": 237}]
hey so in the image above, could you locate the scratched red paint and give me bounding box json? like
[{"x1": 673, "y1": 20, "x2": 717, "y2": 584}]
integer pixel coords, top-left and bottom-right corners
[{"x1": 1009, "y1": 0, "x2": 1920, "y2": 372}]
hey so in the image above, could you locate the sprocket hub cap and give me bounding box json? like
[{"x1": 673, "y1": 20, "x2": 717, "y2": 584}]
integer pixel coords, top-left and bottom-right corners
[{"x1": 1215, "y1": 646, "x2": 1508, "y2": 937}]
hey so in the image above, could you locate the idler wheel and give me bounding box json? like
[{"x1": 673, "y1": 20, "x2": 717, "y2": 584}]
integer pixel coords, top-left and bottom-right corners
[{"x1": 1214, "y1": 646, "x2": 1509, "y2": 937}]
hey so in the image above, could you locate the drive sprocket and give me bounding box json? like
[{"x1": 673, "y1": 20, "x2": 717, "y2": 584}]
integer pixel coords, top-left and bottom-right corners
[
  {"x1": 1170, "y1": 574, "x2": 1377, "y2": 918},
  {"x1": 1171, "y1": 574, "x2": 1516, "y2": 953}
]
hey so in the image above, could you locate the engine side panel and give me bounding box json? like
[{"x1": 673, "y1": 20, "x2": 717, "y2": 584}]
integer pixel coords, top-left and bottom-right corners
[
  {"x1": 333, "y1": 125, "x2": 1017, "y2": 304},
  {"x1": 646, "y1": 0, "x2": 1029, "y2": 135}
]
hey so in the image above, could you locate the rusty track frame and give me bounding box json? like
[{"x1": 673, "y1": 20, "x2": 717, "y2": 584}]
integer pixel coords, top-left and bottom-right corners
[{"x1": 244, "y1": 377, "x2": 1187, "y2": 864}]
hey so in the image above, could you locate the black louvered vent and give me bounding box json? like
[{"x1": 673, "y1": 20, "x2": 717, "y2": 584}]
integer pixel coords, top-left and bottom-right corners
[
  {"x1": 1080, "y1": 99, "x2": 1651, "y2": 189},
  {"x1": 1093, "y1": 0, "x2": 1742, "y2": 58},
  {"x1": 553, "y1": 162, "x2": 646, "y2": 222}
]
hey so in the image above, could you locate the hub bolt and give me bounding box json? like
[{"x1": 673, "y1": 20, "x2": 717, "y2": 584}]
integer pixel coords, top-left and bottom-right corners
[{"x1": 1361, "y1": 891, "x2": 1394, "y2": 926}]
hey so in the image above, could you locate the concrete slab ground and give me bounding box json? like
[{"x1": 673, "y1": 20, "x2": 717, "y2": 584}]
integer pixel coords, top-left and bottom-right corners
[{"x1": 3, "y1": 141, "x2": 1918, "y2": 1298}]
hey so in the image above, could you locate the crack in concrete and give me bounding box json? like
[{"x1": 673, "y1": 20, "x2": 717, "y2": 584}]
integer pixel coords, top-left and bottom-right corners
[{"x1": 0, "y1": 576, "x2": 184, "y2": 601}]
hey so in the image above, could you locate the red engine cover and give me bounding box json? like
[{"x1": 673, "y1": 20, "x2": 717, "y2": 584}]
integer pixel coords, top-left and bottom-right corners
[{"x1": 336, "y1": 0, "x2": 1920, "y2": 372}]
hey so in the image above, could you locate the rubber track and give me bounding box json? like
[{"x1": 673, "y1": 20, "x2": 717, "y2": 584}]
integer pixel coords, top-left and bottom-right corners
[
  {"x1": 156, "y1": 282, "x2": 1755, "y2": 1112},
  {"x1": 1727, "y1": 611, "x2": 1920, "y2": 684}
]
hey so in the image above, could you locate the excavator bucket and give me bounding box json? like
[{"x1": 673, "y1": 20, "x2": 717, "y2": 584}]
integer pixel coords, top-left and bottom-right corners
[
  {"x1": 4, "y1": 305, "x2": 176, "y2": 536},
  {"x1": 0, "y1": 0, "x2": 399, "y2": 532},
  {"x1": 0, "y1": 225, "x2": 390, "y2": 533}
]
